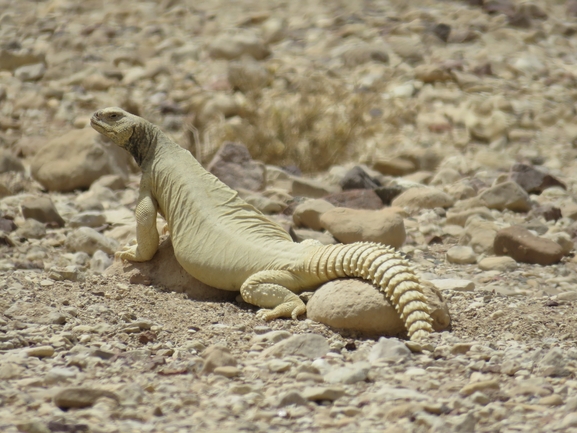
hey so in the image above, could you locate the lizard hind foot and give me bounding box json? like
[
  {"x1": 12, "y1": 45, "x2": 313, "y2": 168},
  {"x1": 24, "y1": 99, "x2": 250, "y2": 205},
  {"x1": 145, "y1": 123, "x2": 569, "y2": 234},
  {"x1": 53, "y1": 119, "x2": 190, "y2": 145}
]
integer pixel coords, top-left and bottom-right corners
[{"x1": 255, "y1": 302, "x2": 306, "y2": 321}]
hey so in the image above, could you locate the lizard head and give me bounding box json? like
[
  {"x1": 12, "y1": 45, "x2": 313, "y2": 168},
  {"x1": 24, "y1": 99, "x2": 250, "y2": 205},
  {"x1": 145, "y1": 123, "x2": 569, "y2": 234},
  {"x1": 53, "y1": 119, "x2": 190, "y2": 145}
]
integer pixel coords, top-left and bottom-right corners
[{"x1": 90, "y1": 107, "x2": 136, "y2": 147}]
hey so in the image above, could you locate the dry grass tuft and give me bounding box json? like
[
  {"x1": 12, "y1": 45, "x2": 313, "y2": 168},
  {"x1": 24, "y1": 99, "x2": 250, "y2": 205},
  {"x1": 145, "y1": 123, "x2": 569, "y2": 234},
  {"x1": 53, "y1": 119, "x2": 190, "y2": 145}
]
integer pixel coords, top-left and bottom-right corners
[{"x1": 187, "y1": 69, "x2": 419, "y2": 172}]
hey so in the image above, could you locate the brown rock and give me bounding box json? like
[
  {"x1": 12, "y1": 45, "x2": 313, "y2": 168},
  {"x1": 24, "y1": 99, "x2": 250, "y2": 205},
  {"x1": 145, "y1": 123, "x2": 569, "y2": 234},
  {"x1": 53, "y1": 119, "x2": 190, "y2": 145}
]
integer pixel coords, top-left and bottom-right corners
[
  {"x1": 323, "y1": 189, "x2": 384, "y2": 210},
  {"x1": 53, "y1": 387, "x2": 118, "y2": 410},
  {"x1": 207, "y1": 142, "x2": 265, "y2": 192},
  {"x1": 510, "y1": 163, "x2": 566, "y2": 194},
  {"x1": 391, "y1": 187, "x2": 455, "y2": 211},
  {"x1": 292, "y1": 199, "x2": 335, "y2": 231},
  {"x1": 21, "y1": 196, "x2": 65, "y2": 227},
  {"x1": 0, "y1": 150, "x2": 24, "y2": 173},
  {"x1": 31, "y1": 128, "x2": 132, "y2": 192},
  {"x1": 105, "y1": 237, "x2": 235, "y2": 302},
  {"x1": 494, "y1": 225, "x2": 564, "y2": 265},
  {"x1": 373, "y1": 158, "x2": 416, "y2": 176},
  {"x1": 320, "y1": 207, "x2": 406, "y2": 248}
]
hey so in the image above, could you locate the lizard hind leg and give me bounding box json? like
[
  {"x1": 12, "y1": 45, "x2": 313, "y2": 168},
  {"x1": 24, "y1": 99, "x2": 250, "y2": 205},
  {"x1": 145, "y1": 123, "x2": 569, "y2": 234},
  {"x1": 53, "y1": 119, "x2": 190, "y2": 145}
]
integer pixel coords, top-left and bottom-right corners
[{"x1": 240, "y1": 270, "x2": 306, "y2": 321}]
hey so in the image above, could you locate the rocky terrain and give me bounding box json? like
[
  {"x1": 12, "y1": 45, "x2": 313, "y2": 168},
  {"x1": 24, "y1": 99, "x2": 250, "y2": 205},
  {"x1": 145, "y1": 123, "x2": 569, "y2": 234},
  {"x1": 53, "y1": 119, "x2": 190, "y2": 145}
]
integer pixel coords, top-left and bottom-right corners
[{"x1": 2, "y1": 0, "x2": 577, "y2": 432}]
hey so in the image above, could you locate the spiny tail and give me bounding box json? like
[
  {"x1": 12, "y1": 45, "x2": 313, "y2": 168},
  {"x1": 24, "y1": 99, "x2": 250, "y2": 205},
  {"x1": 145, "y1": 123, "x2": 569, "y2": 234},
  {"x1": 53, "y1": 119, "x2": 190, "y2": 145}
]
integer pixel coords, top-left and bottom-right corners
[{"x1": 306, "y1": 242, "x2": 433, "y2": 340}]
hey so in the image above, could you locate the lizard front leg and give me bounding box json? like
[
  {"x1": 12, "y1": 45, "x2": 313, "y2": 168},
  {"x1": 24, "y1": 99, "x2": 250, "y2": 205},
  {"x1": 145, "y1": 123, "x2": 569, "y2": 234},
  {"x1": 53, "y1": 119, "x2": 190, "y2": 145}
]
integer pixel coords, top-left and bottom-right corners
[
  {"x1": 116, "y1": 191, "x2": 159, "y2": 262},
  {"x1": 240, "y1": 270, "x2": 306, "y2": 320}
]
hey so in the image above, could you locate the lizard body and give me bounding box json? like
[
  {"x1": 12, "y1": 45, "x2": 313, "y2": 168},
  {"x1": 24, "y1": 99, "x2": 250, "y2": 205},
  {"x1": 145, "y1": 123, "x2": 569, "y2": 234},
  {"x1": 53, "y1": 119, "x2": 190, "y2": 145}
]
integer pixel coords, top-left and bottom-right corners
[{"x1": 91, "y1": 107, "x2": 433, "y2": 340}]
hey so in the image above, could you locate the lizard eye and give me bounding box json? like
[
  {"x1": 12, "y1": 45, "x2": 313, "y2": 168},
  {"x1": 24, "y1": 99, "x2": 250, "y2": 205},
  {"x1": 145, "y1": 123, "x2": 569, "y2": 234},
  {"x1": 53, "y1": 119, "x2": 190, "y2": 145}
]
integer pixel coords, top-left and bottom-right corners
[{"x1": 109, "y1": 113, "x2": 118, "y2": 119}]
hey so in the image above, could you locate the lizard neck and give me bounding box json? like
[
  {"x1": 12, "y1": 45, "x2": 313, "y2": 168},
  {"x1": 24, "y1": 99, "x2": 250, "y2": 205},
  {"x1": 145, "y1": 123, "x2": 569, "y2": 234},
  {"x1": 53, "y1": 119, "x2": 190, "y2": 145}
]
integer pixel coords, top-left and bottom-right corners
[{"x1": 126, "y1": 124, "x2": 159, "y2": 168}]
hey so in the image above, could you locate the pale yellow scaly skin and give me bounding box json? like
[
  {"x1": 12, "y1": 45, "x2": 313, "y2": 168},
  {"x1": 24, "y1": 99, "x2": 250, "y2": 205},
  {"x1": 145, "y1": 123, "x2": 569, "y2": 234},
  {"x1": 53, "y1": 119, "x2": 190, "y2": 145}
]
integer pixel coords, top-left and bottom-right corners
[{"x1": 90, "y1": 107, "x2": 434, "y2": 340}]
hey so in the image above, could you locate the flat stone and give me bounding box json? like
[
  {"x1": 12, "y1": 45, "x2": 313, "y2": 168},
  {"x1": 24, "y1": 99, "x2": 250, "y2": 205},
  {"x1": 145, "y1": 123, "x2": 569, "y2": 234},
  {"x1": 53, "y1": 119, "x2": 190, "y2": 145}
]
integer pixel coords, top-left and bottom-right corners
[
  {"x1": 478, "y1": 256, "x2": 518, "y2": 271},
  {"x1": 323, "y1": 189, "x2": 384, "y2": 210},
  {"x1": 391, "y1": 187, "x2": 454, "y2": 211},
  {"x1": 324, "y1": 362, "x2": 370, "y2": 384},
  {"x1": 429, "y1": 279, "x2": 475, "y2": 292},
  {"x1": 446, "y1": 246, "x2": 477, "y2": 264},
  {"x1": 494, "y1": 225, "x2": 564, "y2": 265},
  {"x1": 261, "y1": 334, "x2": 329, "y2": 359},
  {"x1": 66, "y1": 227, "x2": 119, "y2": 255},
  {"x1": 476, "y1": 181, "x2": 532, "y2": 212},
  {"x1": 207, "y1": 142, "x2": 265, "y2": 192},
  {"x1": 53, "y1": 387, "x2": 119, "y2": 409},
  {"x1": 368, "y1": 338, "x2": 411, "y2": 363},
  {"x1": 460, "y1": 379, "x2": 500, "y2": 396},
  {"x1": 26, "y1": 345, "x2": 55, "y2": 358},
  {"x1": 302, "y1": 386, "x2": 346, "y2": 401}
]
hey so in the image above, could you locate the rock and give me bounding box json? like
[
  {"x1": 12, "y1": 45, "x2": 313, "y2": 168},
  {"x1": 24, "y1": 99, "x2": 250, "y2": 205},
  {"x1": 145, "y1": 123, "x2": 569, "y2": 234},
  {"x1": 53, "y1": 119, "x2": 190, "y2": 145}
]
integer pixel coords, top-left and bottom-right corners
[
  {"x1": 339, "y1": 166, "x2": 381, "y2": 190},
  {"x1": 66, "y1": 227, "x2": 119, "y2": 255},
  {"x1": 277, "y1": 390, "x2": 308, "y2": 407},
  {"x1": 478, "y1": 256, "x2": 518, "y2": 271},
  {"x1": 446, "y1": 207, "x2": 494, "y2": 226},
  {"x1": 494, "y1": 225, "x2": 564, "y2": 265},
  {"x1": 459, "y1": 220, "x2": 501, "y2": 254},
  {"x1": 92, "y1": 174, "x2": 126, "y2": 190},
  {"x1": 388, "y1": 36, "x2": 424, "y2": 64},
  {"x1": 414, "y1": 64, "x2": 454, "y2": 83},
  {"x1": 475, "y1": 181, "x2": 532, "y2": 212},
  {"x1": 543, "y1": 232, "x2": 574, "y2": 255},
  {"x1": 292, "y1": 199, "x2": 335, "y2": 231},
  {"x1": 68, "y1": 211, "x2": 106, "y2": 228},
  {"x1": 537, "y1": 347, "x2": 570, "y2": 377},
  {"x1": 207, "y1": 142, "x2": 265, "y2": 192},
  {"x1": 208, "y1": 32, "x2": 270, "y2": 60},
  {"x1": 201, "y1": 345, "x2": 237, "y2": 374},
  {"x1": 306, "y1": 279, "x2": 451, "y2": 336},
  {"x1": 0, "y1": 217, "x2": 17, "y2": 233},
  {"x1": 16, "y1": 219, "x2": 46, "y2": 239},
  {"x1": 26, "y1": 345, "x2": 55, "y2": 358},
  {"x1": 0, "y1": 49, "x2": 45, "y2": 71},
  {"x1": 529, "y1": 204, "x2": 562, "y2": 222},
  {"x1": 323, "y1": 189, "x2": 384, "y2": 210},
  {"x1": 459, "y1": 379, "x2": 500, "y2": 396},
  {"x1": 31, "y1": 128, "x2": 132, "y2": 192},
  {"x1": 510, "y1": 163, "x2": 566, "y2": 194},
  {"x1": 21, "y1": 196, "x2": 65, "y2": 227},
  {"x1": 105, "y1": 237, "x2": 235, "y2": 301},
  {"x1": 48, "y1": 266, "x2": 82, "y2": 282},
  {"x1": 319, "y1": 207, "x2": 406, "y2": 247},
  {"x1": 261, "y1": 334, "x2": 329, "y2": 359},
  {"x1": 391, "y1": 187, "x2": 455, "y2": 211},
  {"x1": 464, "y1": 108, "x2": 508, "y2": 142},
  {"x1": 0, "y1": 362, "x2": 24, "y2": 380},
  {"x1": 0, "y1": 150, "x2": 24, "y2": 173},
  {"x1": 302, "y1": 386, "x2": 345, "y2": 402},
  {"x1": 261, "y1": 17, "x2": 287, "y2": 44},
  {"x1": 291, "y1": 177, "x2": 338, "y2": 199},
  {"x1": 368, "y1": 338, "x2": 412, "y2": 363},
  {"x1": 446, "y1": 246, "x2": 477, "y2": 264},
  {"x1": 14, "y1": 63, "x2": 46, "y2": 81},
  {"x1": 340, "y1": 43, "x2": 389, "y2": 67},
  {"x1": 53, "y1": 387, "x2": 119, "y2": 410},
  {"x1": 324, "y1": 362, "x2": 370, "y2": 384},
  {"x1": 373, "y1": 158, "x2": 416, "y2": 176},
  {"x1": 429, "y1": 279, "x2": 475, "y2": 292}
]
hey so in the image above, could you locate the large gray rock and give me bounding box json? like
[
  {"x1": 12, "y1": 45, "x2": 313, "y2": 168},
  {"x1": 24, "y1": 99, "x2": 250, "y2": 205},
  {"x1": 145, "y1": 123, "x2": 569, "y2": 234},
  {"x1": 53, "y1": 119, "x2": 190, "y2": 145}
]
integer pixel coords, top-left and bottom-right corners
[
  {"x1": 306, "y1": 279, "x2": 451, "y2": 337},
  {"x1": 31, "y1": 128, "x2": 132, "y2": 192},
  {"x1": 66, "y1": 227, "x2": 119, "y2": 255},
  {"x1": 261, "y1": 334, "x2": 329, "y2": 359}
]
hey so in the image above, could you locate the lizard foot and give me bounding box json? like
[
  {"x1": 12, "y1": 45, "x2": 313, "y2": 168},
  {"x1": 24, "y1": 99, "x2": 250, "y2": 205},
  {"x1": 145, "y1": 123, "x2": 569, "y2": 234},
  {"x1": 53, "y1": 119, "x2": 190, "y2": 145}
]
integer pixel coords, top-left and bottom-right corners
[
  {"x1": 115, "y1": 244, "x2": 139, "y2": 261},
  {"x1": 255, "y1": 300, "x2": 306, "y2": 321}
]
